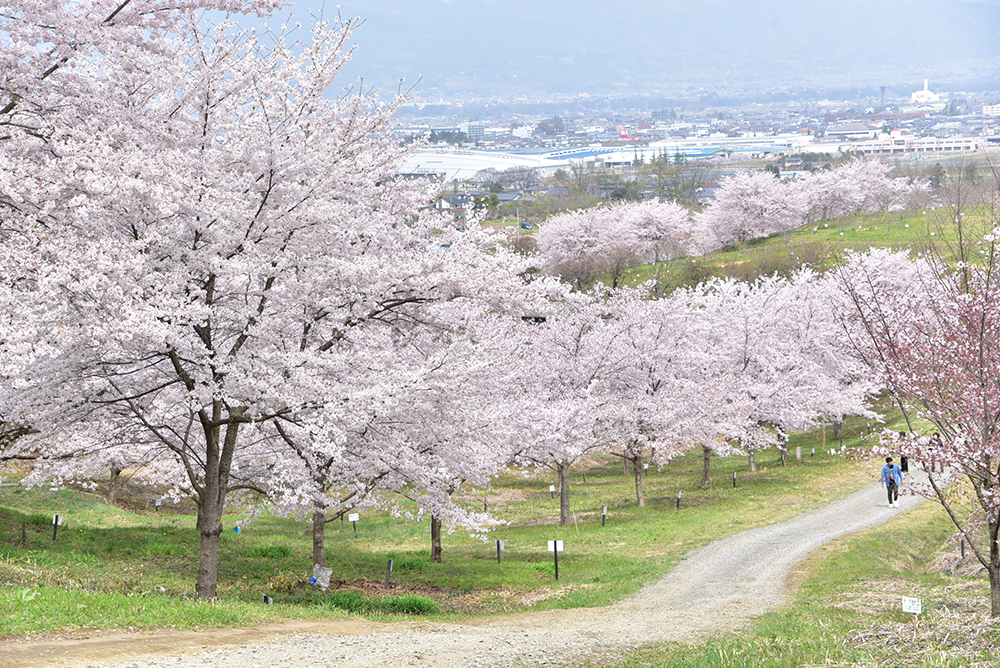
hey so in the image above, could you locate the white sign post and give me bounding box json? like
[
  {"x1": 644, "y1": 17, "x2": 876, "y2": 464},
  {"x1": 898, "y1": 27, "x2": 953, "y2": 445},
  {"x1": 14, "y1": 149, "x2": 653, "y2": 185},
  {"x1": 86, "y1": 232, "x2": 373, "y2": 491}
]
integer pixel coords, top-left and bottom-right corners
[
  {"x1": 902, "y1": 596, "x2": 922, "y2": 630},
  {"x1": 548, "y1": 540, "x2": 564, "y2": 580},
  {"x1": 348, "y1": 513, "x2": 360, "y2": 533},
  {"x1": 549, "y1": 484, "x2": 556, "y2": 499},
  {"x1": 496, "y1": 539, "x2": 504, "y2": 564}
]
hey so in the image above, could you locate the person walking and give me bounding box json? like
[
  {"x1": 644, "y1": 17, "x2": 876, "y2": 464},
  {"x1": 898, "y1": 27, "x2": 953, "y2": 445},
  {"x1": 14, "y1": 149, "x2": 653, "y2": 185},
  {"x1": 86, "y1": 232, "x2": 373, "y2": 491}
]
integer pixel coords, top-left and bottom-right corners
[
  {"x1": 880, "y1": 456, "x2": 902, "y2": 508},
  {"x1": 928, "y1": 432, "x2": 944, "y2": 473}
]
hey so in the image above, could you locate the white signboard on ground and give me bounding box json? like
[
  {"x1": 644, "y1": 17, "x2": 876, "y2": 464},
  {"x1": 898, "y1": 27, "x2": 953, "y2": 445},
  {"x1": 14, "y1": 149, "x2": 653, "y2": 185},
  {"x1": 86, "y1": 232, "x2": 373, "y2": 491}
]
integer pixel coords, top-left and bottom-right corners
[
  {"x1": 347, "y1": 513, "x2": 360, "y2": 522},
  {"x1": 901, "y1": 596, "x2": 922, "y2": 614},
  {"x1": 547, "y1": 540, "x2": 564, "y2": 552}
]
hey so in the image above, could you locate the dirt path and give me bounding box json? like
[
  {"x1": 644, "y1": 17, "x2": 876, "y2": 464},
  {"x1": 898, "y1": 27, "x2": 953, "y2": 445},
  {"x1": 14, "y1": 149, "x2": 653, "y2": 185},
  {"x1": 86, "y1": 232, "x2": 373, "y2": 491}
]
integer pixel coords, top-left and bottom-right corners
[{"x1": 2, "y1": 479, "x2": 920, "y2": 668}]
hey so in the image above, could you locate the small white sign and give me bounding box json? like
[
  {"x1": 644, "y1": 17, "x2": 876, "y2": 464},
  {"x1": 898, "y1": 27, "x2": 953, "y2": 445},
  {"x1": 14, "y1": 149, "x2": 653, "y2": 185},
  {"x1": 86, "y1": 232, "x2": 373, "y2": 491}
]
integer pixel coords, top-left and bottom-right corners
[
  {"x1": 901, "y1": 596, "x2": 922, "y2": 615},
  {"x1": 347, "y1": 513, "x2": 360, "y2": 522},
  {"x1": 52, "y1": 514, "x2": 63, "y2": 526},
  {"x1": 602, "y1": 506, "x2": 608, "y2": 515},
  {"x1": 547, "y1": 540, "x2": 564, "y2": 552},
  {"x1": 496, "y1": 540, "x2": 504, "y2": 551},
  {"x1": 549, "y1": 485, "x2": 556, "y2": 493}
]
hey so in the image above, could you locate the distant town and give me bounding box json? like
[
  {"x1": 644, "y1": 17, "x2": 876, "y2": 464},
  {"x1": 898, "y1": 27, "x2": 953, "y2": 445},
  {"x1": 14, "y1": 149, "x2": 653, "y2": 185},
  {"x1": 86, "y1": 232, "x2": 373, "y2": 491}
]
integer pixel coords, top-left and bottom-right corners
[{"x1": 396, "y1": 78, "x2": 1000, "y2": 193}]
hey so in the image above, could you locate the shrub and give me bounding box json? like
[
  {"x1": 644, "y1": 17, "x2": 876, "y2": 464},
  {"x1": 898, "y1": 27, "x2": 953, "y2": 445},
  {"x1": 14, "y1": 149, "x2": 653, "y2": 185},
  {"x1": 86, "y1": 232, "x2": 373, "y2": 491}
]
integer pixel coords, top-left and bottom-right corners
[{"x1": 265, "y1": 570, "x2": 303, "y2": 594}]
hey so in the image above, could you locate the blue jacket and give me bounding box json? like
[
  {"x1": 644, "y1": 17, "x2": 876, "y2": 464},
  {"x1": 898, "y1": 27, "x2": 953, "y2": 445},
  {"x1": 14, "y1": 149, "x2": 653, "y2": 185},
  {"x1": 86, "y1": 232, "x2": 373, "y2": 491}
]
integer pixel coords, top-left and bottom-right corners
[{"x1": 881, "y1": 463, "x2": 902, "y2": 486}]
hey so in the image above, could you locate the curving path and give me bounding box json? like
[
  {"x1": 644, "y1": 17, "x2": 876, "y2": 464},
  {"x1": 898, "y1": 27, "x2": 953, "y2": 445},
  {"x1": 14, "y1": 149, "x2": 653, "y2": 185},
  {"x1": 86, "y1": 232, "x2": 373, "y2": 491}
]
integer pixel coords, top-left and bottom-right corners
[{"x1": 3, "y1": 478, "x2": 922, "y2": 668}]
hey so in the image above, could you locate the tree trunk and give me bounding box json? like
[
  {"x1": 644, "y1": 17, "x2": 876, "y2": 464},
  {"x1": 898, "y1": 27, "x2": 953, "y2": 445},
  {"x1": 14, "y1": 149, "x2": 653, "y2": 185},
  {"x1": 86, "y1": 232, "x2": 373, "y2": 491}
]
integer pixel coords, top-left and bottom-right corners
[
  {"x1": 748, "y1": 448, "x2": 757, "y2": 472},
  {"x1": 558, "y1": 461, "x2": 571, "y2": 525},
  {"x1": 633, "y1": 453, "x2": 645, "y2": 507},
  {"x1": 701, "y1": 445, "x2": 712, "y2": 488},
  {"x1": 833, "y1": 420, "x2": 842, "y2": 441},
  {"x1": 990, "y1": 519, "x2": 1000, "y2": 617},
  {"x1": 194, "y1": 407, "x2": 244, "y2": 600},
  {"x1": 990, "y1": 561, "x2": 1000, "y2": 618},
  {"x1": 195, "y1": 496, "x2": 225, "y2": 599},
  {"x1": 430, "y1": 516, "x2": 442, "y2": 564},
  {"x1": 107, "y1": 467, "x2": 123, "y2": 504},
  {"x1": 312, "y1": 506, "x2": 326, "y2": 569}
]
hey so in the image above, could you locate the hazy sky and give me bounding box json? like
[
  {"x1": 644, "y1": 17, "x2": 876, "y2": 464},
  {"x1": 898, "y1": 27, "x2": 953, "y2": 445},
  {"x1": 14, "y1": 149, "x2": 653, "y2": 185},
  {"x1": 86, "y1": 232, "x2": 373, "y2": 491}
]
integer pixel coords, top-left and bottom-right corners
[{"x1": 247, "y1": 1, "x2": 1000, "y2": 99}]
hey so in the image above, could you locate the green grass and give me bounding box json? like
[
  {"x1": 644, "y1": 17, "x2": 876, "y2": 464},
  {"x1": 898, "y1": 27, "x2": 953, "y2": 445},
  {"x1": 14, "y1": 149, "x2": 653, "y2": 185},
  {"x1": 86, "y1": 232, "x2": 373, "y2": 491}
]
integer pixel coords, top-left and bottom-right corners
[{"x1": 0, "y1": 410, "x2": 893, "y2": 637}]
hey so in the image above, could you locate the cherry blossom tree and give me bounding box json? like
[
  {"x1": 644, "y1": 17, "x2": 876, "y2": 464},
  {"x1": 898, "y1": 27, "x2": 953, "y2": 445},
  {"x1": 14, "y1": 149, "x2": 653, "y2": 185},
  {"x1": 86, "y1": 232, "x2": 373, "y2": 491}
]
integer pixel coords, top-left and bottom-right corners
[
  {"x1": 690, "y1": 160, "x2": 929, "y2": 254},
  {"x1": 692, "y1": 171, "x2": 806, "y2": 251},
  {"x1": 266, "y1": 312, "x2": 530, "y2": 565},
  {"x1": 512, "y1": 297, "x2": 632, "y2": 523},
  {"x1": 676, "y1": 271, "x2": 874, "y2": 484},
  {"x1": 1, "y1": 3, "x2": 562, "y2": 597},
  {"x1": 794, "y1": 159, "x2": 929, "y2": 224},
  {"x1": 606, "y1": 290, "x2": 721, "y2": 503},
  {"x1": 538, "y1": 200, "x2": 693, "y2": 290}
]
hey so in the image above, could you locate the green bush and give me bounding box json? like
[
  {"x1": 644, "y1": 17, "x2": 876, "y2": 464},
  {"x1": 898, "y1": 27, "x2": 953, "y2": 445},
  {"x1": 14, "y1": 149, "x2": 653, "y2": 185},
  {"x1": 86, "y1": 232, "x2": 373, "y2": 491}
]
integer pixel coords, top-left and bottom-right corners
[{"x1": 378, "y1": 594, "x2": 439, "y2": 615}]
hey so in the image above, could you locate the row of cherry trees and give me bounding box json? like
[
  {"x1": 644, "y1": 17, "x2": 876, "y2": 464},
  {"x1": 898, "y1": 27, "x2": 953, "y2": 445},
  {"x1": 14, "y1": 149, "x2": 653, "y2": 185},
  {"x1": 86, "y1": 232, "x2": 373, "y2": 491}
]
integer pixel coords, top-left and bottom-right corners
[
  {"x1": 537, "y1": 160, "x2": 931, "y2": 282},
  {"x1": 694, "y1": 160, "x2": 931, "y2": 250}
]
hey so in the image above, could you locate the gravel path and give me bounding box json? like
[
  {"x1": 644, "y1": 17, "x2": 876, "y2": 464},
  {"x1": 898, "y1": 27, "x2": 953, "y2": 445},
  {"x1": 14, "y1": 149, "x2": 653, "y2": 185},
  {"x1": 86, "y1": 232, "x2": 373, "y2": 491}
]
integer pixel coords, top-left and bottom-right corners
[{"x1": 7, "y1": 478, "x2": 921, "y2": 668}]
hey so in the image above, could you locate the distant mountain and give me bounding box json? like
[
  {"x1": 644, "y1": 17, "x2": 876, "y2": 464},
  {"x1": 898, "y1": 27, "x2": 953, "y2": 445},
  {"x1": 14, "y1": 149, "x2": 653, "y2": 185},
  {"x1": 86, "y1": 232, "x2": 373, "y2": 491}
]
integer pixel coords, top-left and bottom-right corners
[{"x1": 278, "y1": 1, "x2": 1000, "y2": 100}]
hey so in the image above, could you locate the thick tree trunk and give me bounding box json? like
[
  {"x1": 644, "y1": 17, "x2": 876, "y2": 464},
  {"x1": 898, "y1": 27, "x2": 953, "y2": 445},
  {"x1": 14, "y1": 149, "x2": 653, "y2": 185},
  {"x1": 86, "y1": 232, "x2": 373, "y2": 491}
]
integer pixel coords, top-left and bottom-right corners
[
  {"x1": 430, "y1": 516, "x2": 442, "y2": 563},
  {"x1": 748, "y1": 448, "x2": 757, "y2": 472},
  {"x1": 195, "y1": 498, "x2": 225, "y2": 599},
  {"x1": 632, "y1": 453, "x2": 645, "y2": 507},
  {"x1": 107, "y1": 467, "x2": 123, "y2": 504},
  {"x1": 558, "y1": 461, "x2": 571, "y2": 525},
  {"x1": 194, "y1": 407, "x2": 244, "y2": 600},
  {"x1": 312, "y1": 507, "x2": 326, "y2": 569},
  {"x1": 701, "y1": 445, "x2": 712, "y2": 488},
  {"x1": 833, "y1": 420, "x2": 842, "y2": 441}
]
